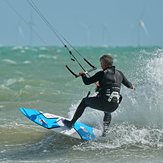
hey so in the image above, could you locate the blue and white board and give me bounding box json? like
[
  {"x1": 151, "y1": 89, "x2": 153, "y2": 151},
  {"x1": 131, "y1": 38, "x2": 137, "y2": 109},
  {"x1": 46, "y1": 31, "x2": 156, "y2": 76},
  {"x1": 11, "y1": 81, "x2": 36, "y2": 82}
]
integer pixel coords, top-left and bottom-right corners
[{"x1": 19, "y1": 108, "x2": 102, "y2": 141}]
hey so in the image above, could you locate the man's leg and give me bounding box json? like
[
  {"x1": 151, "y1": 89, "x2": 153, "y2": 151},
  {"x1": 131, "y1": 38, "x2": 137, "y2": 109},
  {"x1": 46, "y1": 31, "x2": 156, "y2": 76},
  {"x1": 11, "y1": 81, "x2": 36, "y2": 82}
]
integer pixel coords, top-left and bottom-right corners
[
  {"x1": 102, "y1": 112, "x2": 112, "y2": 136},
  {"x1": 64, "y1": 96, "x2": 103, "y2": 128}
]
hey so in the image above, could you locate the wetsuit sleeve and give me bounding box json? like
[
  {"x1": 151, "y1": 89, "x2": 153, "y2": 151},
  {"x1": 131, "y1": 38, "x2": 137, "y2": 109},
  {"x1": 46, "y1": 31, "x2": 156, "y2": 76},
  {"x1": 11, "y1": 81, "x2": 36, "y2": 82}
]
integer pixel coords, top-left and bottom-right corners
[
  {"x1": 81, "y1": 71, "x2": 104, "y2": 85},
  {"x1": 119, "y1": 71, "x2": 133, "y2": 89}
]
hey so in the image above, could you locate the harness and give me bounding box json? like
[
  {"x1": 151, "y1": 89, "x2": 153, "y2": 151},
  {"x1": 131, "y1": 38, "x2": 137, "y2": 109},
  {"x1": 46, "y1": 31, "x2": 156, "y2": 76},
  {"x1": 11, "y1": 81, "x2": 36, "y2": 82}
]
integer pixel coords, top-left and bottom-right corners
[
  {"x1": 98, "y1": 67, "x2": 122, "y2": 104},
  {"x1": 107, "y1": 91, "x2": 120, "y2": 103}
]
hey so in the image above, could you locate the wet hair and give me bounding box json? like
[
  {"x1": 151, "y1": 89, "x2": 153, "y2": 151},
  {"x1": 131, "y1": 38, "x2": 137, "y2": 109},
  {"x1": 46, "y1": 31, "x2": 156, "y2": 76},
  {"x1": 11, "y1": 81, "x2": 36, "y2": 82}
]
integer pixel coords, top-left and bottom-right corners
[{"x1": 100, "y1": 54, "x2": 113, "y2": 66}]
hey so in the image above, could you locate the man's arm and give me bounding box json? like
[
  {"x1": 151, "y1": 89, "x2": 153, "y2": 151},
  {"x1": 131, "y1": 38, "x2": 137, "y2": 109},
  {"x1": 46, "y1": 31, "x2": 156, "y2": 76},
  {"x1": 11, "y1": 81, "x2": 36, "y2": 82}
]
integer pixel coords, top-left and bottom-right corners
[
  {"x1": 81, "y1": 71, "x2": 104, "y2": 85},
  {"x1": 119, "y1": 71, "x2": 134, "y2": 89}
]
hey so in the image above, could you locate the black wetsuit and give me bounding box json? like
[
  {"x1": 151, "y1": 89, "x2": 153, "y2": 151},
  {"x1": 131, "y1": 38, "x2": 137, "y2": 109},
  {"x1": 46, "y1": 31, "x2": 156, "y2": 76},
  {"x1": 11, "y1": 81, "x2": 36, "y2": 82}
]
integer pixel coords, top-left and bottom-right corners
[{"x1": 64, "y1": 66, "x2": 133, "y2": 131}]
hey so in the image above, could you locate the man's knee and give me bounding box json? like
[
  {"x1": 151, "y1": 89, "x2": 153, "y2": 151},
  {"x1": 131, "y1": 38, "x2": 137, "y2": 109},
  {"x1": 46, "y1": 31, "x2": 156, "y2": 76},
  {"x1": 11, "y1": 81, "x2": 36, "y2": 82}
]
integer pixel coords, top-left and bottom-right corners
[{"x1": 78, "y1": 97, "x2": 87, "y2": 111}]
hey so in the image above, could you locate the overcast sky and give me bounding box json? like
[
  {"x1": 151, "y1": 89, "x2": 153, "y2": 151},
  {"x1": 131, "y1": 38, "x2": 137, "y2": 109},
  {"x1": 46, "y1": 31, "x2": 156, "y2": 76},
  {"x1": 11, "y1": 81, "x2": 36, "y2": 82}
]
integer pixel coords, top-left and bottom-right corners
[{"x1": 0, "y1": 0, "x2": 163, "y2": 47}]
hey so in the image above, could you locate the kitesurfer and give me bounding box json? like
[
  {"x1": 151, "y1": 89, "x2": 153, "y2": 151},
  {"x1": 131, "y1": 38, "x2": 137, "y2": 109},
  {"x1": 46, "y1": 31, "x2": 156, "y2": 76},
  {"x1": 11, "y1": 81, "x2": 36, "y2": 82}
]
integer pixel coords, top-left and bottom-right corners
[{"x1": 64, "y1": 54, "x2": 134, "y2": 136}]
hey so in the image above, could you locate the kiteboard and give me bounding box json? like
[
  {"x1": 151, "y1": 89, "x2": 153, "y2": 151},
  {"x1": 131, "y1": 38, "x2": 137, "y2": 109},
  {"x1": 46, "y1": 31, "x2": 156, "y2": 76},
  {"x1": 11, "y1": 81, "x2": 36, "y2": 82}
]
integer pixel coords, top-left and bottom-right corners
[{"x1": 19, "y1": 108, "x2": 102, "y2": 141}]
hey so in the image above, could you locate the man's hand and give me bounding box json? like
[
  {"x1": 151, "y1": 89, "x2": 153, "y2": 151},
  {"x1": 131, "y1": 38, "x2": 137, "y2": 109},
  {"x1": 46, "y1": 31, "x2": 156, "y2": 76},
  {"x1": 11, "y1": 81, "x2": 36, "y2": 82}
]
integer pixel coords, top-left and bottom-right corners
[
  {"x1": 132, "y1": 84, "x2": 136, "y2": 90},
  {"x1": 78, "y1": 72, "x2": 86, "y2": 77},
  {"x1": 96, "y1": 81, "x2": 100, "y2": 87}
]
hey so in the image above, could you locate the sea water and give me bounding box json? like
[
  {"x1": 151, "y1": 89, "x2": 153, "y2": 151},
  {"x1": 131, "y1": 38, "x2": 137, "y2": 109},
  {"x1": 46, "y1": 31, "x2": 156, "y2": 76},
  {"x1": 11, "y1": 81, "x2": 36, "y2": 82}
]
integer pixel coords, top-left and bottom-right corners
[{"x1": 0, "y1": 46, "x2": 163, "y2": 162}]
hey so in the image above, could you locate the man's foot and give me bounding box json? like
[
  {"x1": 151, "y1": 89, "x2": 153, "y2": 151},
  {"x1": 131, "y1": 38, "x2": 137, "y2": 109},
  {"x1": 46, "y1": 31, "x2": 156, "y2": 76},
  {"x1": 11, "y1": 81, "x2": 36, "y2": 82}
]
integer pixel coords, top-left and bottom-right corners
[
  {"x1": 63, "y1": 119, "x2": 73, "y2": 128},
  {"x1": 102, "y1": 131, "x2": 106, "y2": 137},
  {"x1": 102, "y1": 126, "x2": 108, "y2": 137}
]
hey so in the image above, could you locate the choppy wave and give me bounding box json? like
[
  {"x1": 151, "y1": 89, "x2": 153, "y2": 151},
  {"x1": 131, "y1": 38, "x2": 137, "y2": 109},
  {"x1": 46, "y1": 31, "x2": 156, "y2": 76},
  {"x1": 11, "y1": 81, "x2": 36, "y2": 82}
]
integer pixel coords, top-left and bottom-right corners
[
  {"x1": 73, "y1": 123, "x2": 163, "y2": 151},
  {"x1": 0, "y1": 46, "x2": 163, "y2": 162},
  {"x1": 110, "y1": 48, "x2": 163, "y2": 127},
  {"x1": 2, "y1": 59, "x2": 17, "y2": 64},
  {"x1": 1, "y1": 122, "x2": 163, "y2": 162}
]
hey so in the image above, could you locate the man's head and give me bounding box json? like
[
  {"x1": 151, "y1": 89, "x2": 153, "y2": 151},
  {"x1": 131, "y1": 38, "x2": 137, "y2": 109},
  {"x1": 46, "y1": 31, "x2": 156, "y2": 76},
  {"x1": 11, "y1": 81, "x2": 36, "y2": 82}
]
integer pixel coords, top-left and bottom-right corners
[{"x1": 100, "y1": 54, "x2": 113, "y2": 70}]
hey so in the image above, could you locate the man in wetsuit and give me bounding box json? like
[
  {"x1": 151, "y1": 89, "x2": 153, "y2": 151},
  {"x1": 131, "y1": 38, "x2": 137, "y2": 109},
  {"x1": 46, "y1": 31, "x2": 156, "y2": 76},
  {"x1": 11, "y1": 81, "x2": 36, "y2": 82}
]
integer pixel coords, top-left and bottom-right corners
[{"x1": 64, "y1": 54, "x2": 134, "y2": 135}]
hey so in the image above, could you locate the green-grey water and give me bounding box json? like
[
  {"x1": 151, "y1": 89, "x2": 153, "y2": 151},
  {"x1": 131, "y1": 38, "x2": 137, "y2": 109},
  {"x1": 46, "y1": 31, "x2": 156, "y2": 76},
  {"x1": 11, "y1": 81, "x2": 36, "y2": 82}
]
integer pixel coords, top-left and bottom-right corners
[{"x1": 0, "y1": 46, "x2": 163, "y2": 162}]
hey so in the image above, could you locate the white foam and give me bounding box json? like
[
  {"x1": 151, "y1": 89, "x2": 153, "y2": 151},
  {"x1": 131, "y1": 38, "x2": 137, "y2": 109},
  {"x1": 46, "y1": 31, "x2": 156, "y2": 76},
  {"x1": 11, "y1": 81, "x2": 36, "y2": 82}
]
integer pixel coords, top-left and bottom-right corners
[
  {"x1": 2, "y1": 78, "x2": 25, "y2": 87},
  {"x1": 146, "y1": 49, "x2": 163, "y2": 86},
  {"x1": 73, "y1": 123, "x2": 163, "y2": 150},
  {"x1": 23, "y1": 61, "x2": 31, "y2": 64},
  {"x1": 12, "y1": 46, "x2": 23, "y2": 50},
  {"x1": 2, "y1": 59, "x2": 17, "y2": 64},
  {"x1": 39, "y1": 47, "x2": 47, "y2": 50},
  {"x1": 20, "y1": 49, "x2": 25, "y2": 53},
  {"x1": 38, "y1": 54, "x2": 57, "y2": 60},
  {"x1": 111, "y1": 49, "x2": 163, "y2": 126}
]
